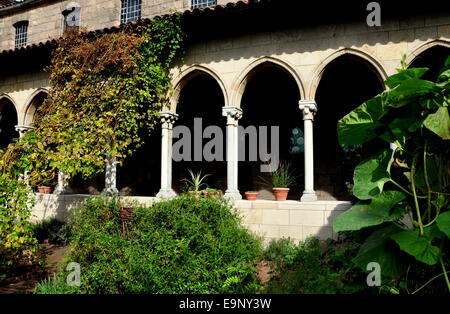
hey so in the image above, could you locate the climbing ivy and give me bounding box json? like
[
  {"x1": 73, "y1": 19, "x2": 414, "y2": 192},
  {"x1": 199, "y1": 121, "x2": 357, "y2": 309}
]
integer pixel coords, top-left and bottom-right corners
[
  {"x1": 0, "y1": 14, "x2": 184, "y2": 271},
  {"x1": 30, "y1": 14, "x2": 184, "y2": 180}
]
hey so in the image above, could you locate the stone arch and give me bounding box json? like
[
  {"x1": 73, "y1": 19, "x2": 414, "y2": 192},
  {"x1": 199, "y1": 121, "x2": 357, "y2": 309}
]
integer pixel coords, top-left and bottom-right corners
[
  {"x1": 231, "y1": 56, "x2": 305, "y2": 107},
  {"x1": 23, "y1": 88, "x2": 48, "y2": 126},
  {"x1": 308, "y1": 48, "x2": 388, "y2": 99},
  {"x1": 406, "y1": 39, "x2": 450, "y2": 66},
  {"x1": 0, "y1": 93, "x2": 17, "y2": 111},
  {"x1": 170, "y1": 65, "x2": 228, "y2": 113}
]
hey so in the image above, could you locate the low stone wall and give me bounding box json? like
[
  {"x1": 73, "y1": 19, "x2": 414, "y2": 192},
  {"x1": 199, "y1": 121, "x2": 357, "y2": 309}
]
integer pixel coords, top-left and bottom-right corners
[
  {"x1": 31, "y1": 194, "x2": 351, "y2": 244},
  {"x1": 235, "y1": 200, "x2": 351, "y2": 244}
]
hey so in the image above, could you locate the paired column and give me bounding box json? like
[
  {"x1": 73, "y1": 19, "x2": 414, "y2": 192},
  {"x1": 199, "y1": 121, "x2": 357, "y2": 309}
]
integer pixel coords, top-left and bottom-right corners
[
  {"x1": 103, "y1": 155, "x2": 118, "y2": 195},
  {"x1": 222, "y1": 106, "x2": 243, "y2": 200},
  {"x1": 157, "y1": 111, "x2": 178, "y2": 199},
  {"x1": 299, "y1": 100, "x2": 318, "y2": 202},
  {"x1": 54, "y1": 170, "x2": 72, "y2": 195}
]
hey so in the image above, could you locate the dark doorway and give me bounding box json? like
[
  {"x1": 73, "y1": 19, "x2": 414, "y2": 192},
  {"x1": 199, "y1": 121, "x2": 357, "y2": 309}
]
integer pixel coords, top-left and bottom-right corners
[
  {"x1": 0, "y1": 97, "x2": 19, "y2": 149},
  {"x1": 239, "y1": 63, "x2": 302, "y2": 200},
  {"x1": 409, "y1": 45, "x2": 450, "y2": 82},
  {"x1": 315, "y1": 54, "x2": 385, "y2": 200},
  {"x1": 173, "y1": 72, "x2": 227, "y2": 193}
]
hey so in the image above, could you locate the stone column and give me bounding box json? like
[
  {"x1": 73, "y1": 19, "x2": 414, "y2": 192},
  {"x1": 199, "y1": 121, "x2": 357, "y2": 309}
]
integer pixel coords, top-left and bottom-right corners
[
  {"x1": 299, "y1": 100, "x2": 318, "y2": 202},
  {"x1": 156, "y1": 111, "x2": 178, "y2": 199},
  {"x1": 222, "y1": 106, "x2": 243, "y2": 200},
  {"x1": 54, "y1": 170, "x2": 72, "y2": 195},
  {"x1": 103, "y1": 155, "x2": 118, "y2": 195}
]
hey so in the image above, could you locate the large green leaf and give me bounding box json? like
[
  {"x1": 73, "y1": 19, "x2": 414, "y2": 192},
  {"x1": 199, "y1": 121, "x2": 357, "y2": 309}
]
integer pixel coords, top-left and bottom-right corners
[
  {"x1": 437, "y1": 55, "x2": 450, "y2": 83},
  {"x1": 385, "y1": 68, "x2": 429, "y2": 88},
  {"x1": 388, "y1": 116, "x2": 423, "y2": 141},
  {"x1": 353, "y1": 225, "x2": 407, "y2": 276},
  {"x1": 337, "y1": 94, "x2": 385, "y2": 147},
  {"x1": 423, "y1": 107, "x2": 450, "y2": 140},
  {"x1": 386, "y1": 79, "x2": 440, "y2": 108},
  {"x1": 333, "y1": 190, "x2": 406, "y2": 232},
  {"x1": 352, "y1": 149, "x2": 393, "y2": 200},
  {"x1": 391, "y1": 229, "x2": 441, "y2": 265},
  {"x1": 436, "y1": 211, "x2": 450, "y2": 238}
]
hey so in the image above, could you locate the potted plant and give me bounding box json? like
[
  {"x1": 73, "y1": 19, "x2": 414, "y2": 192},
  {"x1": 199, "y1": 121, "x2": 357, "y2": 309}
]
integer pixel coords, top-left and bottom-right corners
[
  {"x1": 182, "y1": 169, "x2": 210, "y2": 199},
  {"x1": 32, "y1": 171, "x2": 56, "y2": 194},
  {"x1": 244, "y1": 191, "x2": 259, "y2": 201},
  {"x1": 271, "y1": 163, "x2": 297, "y2": 201},
  {"x1": 203, "y1": 188, "x2": 222, "y2": 199}
]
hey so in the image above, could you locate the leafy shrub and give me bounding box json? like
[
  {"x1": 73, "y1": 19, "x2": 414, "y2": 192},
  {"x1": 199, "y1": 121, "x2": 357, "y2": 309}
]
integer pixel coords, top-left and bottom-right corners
[
  {"x1": 32, "y1": 219, "x2": 72, "y2": 244},
  {"x1": 0, "y1": 173, "x2": 39, "y2": 278},
  {"x1": 264, "y1": 237, "x2": 298, "y2": 267},
  {"x1": 264, "y1": 237, "x2": 366, "y2": 294},
  {"x1": 38, "y1": 195, "x2": 263, "y2": 294}
]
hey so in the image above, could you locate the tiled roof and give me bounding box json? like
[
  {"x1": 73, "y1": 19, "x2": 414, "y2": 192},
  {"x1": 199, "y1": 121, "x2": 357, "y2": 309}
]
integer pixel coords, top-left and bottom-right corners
[
  {"x1": 0, "y1": 0, "x2": 31, "y2": 10},
  {"x1": 0, "y1": 0, "x2": 18, "y2": 9},
  {"x1": 183, "y1": 0, "x2": 268, "y2": 16}
]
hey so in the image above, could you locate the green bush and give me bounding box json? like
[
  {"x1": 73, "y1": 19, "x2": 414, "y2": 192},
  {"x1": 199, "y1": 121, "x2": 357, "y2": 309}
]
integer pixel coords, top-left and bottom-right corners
[
  {"x1": 37, "y1": 195, "x2": 263, "y2": 294},
  {"x1": 0, "y1": 173, "x2": 39, "y2": 279},
  {"x1": 264, "y1": 237, "x2": 366, "y2": 294},
  {"x1": 32, "y1": 219, "x2": 72, "y2": 244}
]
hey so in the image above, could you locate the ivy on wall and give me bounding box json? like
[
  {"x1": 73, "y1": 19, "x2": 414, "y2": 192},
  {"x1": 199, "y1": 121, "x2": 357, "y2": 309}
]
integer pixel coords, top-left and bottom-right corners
[{"x1": 0, "y1": 14, "x2": 184, "y2": 270}]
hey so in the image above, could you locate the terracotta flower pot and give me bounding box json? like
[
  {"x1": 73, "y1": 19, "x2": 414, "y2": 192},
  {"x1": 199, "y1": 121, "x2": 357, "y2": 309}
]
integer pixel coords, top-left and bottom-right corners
[
  {"x1": 245, "y1": 191, "x2": 259, "y2": 201},
  {"x1": 38, "y1": 186, "x2": 53, "y2": 194},
  {"x1": 273, "y1": 187, "x2": 289, "y2": 201},
  {"x1": 203, "y1": 190, "x2": 222, "y2": 199},
  {"x1": 188, "y1": 190, "x2": 202, "y2": 199}
]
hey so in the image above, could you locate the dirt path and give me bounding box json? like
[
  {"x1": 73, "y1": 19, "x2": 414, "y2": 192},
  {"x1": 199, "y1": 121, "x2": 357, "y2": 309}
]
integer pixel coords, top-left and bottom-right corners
[{"x1": 0, "y1": 243, "x2": 68, "y2": 294}]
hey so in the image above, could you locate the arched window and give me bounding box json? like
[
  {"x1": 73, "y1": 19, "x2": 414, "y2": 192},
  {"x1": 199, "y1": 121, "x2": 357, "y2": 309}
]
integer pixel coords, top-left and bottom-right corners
[
  {"x1": 121, "y1": 0, "x2": 142, "y2": 24},
  {"x1": 14, "y1": 20, "x2": 28, "y2": 48},
  {"x1": 191, "y1": 0, "x2": 217, "y2": 9}
]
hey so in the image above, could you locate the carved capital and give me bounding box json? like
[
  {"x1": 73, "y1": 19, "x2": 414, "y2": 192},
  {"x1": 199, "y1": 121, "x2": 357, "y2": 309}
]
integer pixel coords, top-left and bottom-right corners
[
  {"x1": 14, "y1": 125, "x2": 34, "y2": 137},
  {"x1": 299, "y1": 100, "x2": 317, "y2": 121},
  {"x1": 160, "y1": 112, "x2": 178, "y2": 129},
  {"x1": 222, "y1": 106, "x2": 243, "y2": 126}
]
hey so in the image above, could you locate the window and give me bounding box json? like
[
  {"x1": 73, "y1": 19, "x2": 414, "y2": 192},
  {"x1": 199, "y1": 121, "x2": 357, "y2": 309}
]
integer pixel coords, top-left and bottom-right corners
[
  {"x1": 62, "y1": 3, "x2": 81, "y2": 33},
  {"x1": 120, "y1": 0, "x2": 142, "y2": 24},
  {"x1": 191, "y1": 0, "x2": 217, "y2": 9},
  {"x1": 14, "y1": 21, "x2": 28, "y2": 48}
]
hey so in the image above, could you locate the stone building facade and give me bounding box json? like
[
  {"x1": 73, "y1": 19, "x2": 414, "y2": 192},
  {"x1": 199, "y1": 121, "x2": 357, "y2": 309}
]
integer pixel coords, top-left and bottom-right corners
[{"x1": 1, "y1": 0, "x2": 450, "y2": 243}]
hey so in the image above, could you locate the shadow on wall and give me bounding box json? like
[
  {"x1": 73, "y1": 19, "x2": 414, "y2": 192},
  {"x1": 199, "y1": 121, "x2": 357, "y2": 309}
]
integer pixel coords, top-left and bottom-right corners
[{"x1": 182, "y1": 0, "x2": 450, "y2": 66}]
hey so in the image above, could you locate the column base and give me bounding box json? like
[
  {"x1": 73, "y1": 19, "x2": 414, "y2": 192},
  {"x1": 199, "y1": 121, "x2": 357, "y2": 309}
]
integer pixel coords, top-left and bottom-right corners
[
  {"x1": 102, "y1": 187, "x2": 119, "y2": 196},
  {"x1": 156, "y1": 188, "x2": 177, "y2": 199},
  {"x1": 223, "y1": 190, "x2": 242, "y2": 201},
  {"x1": 53, "y1": 185, "x2": 72, "y2": 195},
  {"x1": 301, "y1": 190, "x2": 317, "y2": 202}
]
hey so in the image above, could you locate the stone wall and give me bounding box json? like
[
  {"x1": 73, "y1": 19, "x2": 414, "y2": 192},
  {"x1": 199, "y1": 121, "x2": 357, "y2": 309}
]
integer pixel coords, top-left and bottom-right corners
[
  {"x1": 31, "y1": 194, "x2": 351, "y2": 244},
  {"x1": 0, "y1": 0, "x2": 241, "y2": 51},
  {"x1": 171, "y1": 14, "x2": 450, "y2": 106}
]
